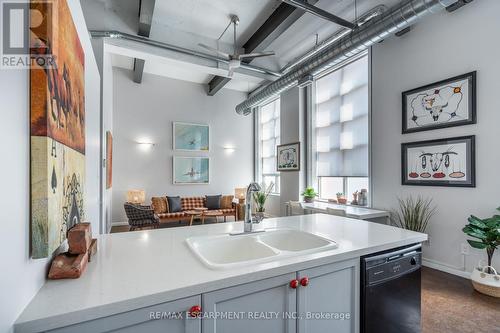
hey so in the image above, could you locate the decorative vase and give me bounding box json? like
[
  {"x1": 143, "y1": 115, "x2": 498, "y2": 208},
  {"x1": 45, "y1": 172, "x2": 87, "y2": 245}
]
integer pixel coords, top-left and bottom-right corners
[{"x1": 304, "y1": 196, "x2": 314, "y2": 203}]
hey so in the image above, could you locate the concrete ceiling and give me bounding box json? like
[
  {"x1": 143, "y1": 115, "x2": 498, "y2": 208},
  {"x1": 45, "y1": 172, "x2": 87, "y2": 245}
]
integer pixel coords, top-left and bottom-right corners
[{"x1": 82, "y1": 0, "x2": 403, "y2": 92}]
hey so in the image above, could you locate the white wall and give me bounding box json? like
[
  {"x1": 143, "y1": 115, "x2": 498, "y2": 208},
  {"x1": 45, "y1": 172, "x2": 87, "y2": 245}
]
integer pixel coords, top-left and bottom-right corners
[
  {"x1": 0, "y1": 1, "x2": 101, "y2": 331},
  {"x1": 371, "y1": 0, "x2": 500, "y2": 274},
  {"x1": 111, "y1": 68, "x2": 253, "y2": 223}
]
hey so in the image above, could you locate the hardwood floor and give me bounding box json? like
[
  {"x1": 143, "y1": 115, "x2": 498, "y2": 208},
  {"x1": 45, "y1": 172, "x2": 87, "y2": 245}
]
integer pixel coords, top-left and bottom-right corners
[
  {"x1": 422, "y1": 267, "x2": 500, "y2": 333},
  {"x1": 110, "y1": 225, "x2": 499, "y2": 332}
]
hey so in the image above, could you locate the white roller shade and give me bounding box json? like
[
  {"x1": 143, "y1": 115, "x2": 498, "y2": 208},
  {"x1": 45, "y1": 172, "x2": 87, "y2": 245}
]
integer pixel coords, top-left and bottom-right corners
[{"x1": 314, "y1": 56, "x2": 368, "y2": 177}]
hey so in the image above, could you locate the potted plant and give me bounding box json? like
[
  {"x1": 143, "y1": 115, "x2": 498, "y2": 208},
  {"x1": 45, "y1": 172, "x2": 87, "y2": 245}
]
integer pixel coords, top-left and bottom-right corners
[
  {"x1": 301, "y1": 187, "x2": 318, "y2": 203},
  {"x1": 463, "y1": 208, "x2": 500, "y2": 297},
  {"x1": 391, "y1": 196, "x2": 436, "y2": 233},
  {"x1": 253, "y1": 183, "x2": 274, "y2": 218}
]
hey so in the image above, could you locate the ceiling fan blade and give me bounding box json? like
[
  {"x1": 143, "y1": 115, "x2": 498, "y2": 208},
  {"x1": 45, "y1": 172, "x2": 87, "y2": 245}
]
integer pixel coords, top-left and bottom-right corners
[
  {"x1": 239, "y1": 51, "x2": 276, "y2": 59},
  {"x1": 198, "y1": 43, "x2": 230, "y2": 58}
]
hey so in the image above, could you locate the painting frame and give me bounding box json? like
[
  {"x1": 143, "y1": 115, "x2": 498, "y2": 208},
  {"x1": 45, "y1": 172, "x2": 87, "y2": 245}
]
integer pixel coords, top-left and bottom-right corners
[
  {"x1": 173, "y1": 122, "x2": 210, "y2": 152},
  {"x1": 402, "y1": 71, "x2": 476, "y2": 134},
  {"x1": 30, "y1": 0, "x2": 86, "y2": 258},
  {"x1": 401, "y1": 135, "x2": 475, "y2": 188},
  {"x1": 173, "y1": 156, "x2": 210, "y2": 185},
  {"x1": 276, "y1": 142, "x2": 300, "y2": 172}
]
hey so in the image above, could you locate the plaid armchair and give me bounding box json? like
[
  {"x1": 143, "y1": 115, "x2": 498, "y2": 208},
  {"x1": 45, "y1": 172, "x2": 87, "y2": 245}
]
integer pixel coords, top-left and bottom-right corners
[{"x1": 124, "y1": 203, "x2": 160, "y2": 231}]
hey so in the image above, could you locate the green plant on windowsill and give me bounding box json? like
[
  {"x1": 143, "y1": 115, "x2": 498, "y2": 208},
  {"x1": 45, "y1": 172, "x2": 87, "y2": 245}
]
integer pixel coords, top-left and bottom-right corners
[
  {"x1": 391, "y1": 196, "x2": 436, "y2": 233},
  {"x1": 462, "y1": 208, "x2": 500, "y2": 274},
  {"x1": 253, "y1": 182, "x2": 275, "y2": 213},
  {"x1": 301, "y1": 187, "x2": 318, "y2": 203}
]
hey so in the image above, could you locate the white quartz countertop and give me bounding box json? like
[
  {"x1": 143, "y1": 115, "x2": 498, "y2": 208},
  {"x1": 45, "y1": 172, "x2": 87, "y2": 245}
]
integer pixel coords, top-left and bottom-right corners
[{"x1": 15, "y1": 214, "x2": 427, "y2": 332}]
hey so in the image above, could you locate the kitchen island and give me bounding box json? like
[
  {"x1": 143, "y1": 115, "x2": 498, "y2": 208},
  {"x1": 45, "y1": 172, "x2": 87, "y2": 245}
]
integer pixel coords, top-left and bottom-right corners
[{"x1": 15, "y1": 214, "x2": 427, "y2": 333}]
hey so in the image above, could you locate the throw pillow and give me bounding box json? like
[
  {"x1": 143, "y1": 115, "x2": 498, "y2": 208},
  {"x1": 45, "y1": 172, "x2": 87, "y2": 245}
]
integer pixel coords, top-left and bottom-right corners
[
  {"x1": 206, "y1": 195, "x2": 222, "y2": 210},
  {"x1": 151, "y1": 197, "x2": 168, "y2": 214},
  {"x1": 167, "y1": 196, "x2": 182, "y2": 213},
  {"x1": 220, "y1": 195, "x2": 234, "y2": 209}
]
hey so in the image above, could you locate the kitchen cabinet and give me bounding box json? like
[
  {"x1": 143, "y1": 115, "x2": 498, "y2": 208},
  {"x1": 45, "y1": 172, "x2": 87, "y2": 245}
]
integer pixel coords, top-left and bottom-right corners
[
  {"x1": 297, "y1": 258, "x2": 359, "y2": 333},
  {"x1": 202, "y1": 259, "x2": 359, "y2": 333},
  {"x1": 203, "y1": 273, "x2": 297, "y2": 333},
  {"x1": 46, "y1": 295, "x2": 201, "y2": 333}
]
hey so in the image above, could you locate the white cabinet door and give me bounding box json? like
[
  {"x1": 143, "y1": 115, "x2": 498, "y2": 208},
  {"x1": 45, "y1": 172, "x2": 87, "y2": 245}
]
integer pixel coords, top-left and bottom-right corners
[
  {"x1": 203, "y1": 273, "x2": 297, "y2": 333},
  {"x1": 297, "y1": 259, "x2": 359, "y2": 333},
  {"x1": 46, "y1": 295, "x2": 201, "y2": 333}
]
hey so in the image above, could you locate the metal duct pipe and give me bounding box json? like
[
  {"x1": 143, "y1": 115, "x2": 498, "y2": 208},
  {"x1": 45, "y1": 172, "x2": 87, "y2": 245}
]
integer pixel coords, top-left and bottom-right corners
[
  {"x1": 235, "y1": 0, "x2": 459, "y2": 115},
  {"x1": 281, "y1": 5, "x2": 387, "y2": 74},
  {"x1": 89, "y1": 30, "x2": 282, "y2": 78}
]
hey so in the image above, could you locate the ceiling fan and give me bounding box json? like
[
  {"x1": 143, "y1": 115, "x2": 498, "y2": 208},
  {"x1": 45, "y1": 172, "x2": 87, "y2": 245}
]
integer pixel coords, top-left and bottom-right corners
[{"x1": 198, "y1": 15, "x2": 275, "y2": 77}]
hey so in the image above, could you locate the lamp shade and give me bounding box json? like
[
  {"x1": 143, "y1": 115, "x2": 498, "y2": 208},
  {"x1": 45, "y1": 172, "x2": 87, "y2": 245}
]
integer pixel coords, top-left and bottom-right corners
[
  {"x1": 234, "y1": 187, "x2": 246, "y2": 201},
  {"x1": 126, "y1": 189, "x2": 145, "y2": 204}
]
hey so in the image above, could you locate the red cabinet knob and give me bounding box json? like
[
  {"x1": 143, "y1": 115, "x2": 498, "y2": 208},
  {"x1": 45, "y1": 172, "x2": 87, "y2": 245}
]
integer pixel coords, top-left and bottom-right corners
[
  {"x1": 300, "y1": 277, "x2": 309, "y2": 287},
  {"x1": 289, "y1": 279, "x2": 299, "y2": 289},
  {"x1": 189, "y1": 305, "x2": 202, "y2": 317}
]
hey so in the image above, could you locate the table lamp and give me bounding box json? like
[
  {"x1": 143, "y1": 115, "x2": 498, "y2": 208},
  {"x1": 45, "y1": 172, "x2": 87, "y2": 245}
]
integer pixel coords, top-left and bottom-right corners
[
  {"x1": 234, "y1": 187, "x2": 246, "y2": 204},
  {"x1": 126, "y1": 189, "x2": 145, "y2": 204}
]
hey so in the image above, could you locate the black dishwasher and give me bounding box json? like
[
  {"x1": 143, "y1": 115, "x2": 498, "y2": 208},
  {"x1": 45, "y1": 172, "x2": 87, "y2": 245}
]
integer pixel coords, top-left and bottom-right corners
[{"x1": 361, "y1": 244, "x2": 422, "y2": 333}]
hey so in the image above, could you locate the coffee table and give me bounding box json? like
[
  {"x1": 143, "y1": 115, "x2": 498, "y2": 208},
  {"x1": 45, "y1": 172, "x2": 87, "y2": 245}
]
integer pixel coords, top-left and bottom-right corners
[
  {"x1": 184, "y1": 210, "x2": 203, "y2": 226},
  {"x1": 201, "y1": 210, "x2": 224, "y2": 224}
]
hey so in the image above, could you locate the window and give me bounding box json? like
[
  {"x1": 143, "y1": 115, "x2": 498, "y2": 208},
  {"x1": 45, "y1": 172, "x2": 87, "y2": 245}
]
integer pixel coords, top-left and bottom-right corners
[
  {"x1": 312, "y1": 55, "x2": 369, "y2": 202},
  {"x1": 257, "y1": 98, "x2": 280, "y2": 194}
]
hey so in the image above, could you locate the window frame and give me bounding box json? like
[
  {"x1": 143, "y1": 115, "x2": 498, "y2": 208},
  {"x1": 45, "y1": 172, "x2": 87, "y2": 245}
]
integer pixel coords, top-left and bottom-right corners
[
  {"x1": 309, "y1": 52, "x2": 372, "y2": 205},
  {"x1": 255, "y1": 97, "x2": 281, "y2": 195}
]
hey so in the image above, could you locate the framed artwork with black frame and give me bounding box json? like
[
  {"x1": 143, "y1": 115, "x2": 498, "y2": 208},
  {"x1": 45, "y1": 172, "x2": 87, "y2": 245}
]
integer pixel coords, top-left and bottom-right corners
[
  {"x1": 277, "y1": 142, "x2": 300, "y2": 172},
  {"x1": 402, "y1": 71, "x2": 476, "y2": 134},
  {"x1": 401, "y1": 136, "x2": 475, "y2": 187}
]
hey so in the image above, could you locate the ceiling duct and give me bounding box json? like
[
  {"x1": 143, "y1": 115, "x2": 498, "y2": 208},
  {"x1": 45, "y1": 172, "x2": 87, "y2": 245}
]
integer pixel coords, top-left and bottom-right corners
[
  {"x1": 235, "y1": 0, "x2": 461, "y2": 116},
  {"x1": 89, "y1": 30, "x2": 282, "y2": 78}
]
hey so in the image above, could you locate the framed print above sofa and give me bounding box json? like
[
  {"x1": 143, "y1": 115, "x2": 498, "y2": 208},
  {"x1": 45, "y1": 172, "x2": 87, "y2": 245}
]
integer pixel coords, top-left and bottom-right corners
[
  {"x1": 173, "y1": 157, "x2": 210, "y2": 185},
  {"x1": 402, "y1": 71, "x2": 476, "y2": 134},
  {"x1": 401, "y1": 135, "x2": 475, "y2": 187}
]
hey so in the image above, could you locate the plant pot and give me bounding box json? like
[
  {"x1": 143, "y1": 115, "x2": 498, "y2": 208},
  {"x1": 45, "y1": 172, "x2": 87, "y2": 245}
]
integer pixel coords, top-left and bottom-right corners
[
  {"x1": 304, "y1": 197, "x2": 314, "y2": 203},
  {"x1": 471, "y1": 265, "x2": 500, "y2": 298},
  {"x1": 338, "y1": 198, "x2": 347, "y2": 204}
]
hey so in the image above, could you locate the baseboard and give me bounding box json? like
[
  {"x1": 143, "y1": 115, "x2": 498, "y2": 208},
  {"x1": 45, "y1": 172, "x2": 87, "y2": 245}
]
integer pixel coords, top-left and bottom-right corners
[
  {"x1": 111, "y1": 222, "x2": 129, "y2": 227},
  {"x1": 422, "y1": 258, "x2": 471, "y2": 279}
]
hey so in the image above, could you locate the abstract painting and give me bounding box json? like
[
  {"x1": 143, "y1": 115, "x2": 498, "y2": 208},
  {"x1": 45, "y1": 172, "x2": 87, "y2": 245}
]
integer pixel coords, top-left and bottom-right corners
[
  {"x1": 106, "y1": 131, "x2": 113, "y2": 189},
  {"x1": 402, "y1": 72, "x2": 476, "y2": 134},
  {"x1": 277, "y1": 142, "x2": 300, "y2": 171},
  {"x1": 30, "y1": 0, "x2": 85, "y2": 258},
  {"x1": 173, "y1": 157, "x2": 210, "y2": 184},
  {"x1": 173, "y1": 122, "x2": 209, "y2": 151},
  {"x1": 402, "y1": 136, "x2": 475, "y2": 187}
]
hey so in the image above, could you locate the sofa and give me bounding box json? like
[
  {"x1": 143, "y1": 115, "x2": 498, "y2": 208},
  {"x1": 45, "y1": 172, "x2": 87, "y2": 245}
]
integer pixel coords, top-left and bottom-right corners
[{"x1": 150, "y1": 195, "x2": 237, "y2": 224}]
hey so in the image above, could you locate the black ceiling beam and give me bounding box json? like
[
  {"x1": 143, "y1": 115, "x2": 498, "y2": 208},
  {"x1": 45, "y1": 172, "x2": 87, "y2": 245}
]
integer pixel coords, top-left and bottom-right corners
[
  {"x1": 133, "y1": 0, "x2": 155, "y2": 84},
  {"x1": 207, "y1": 76, "x2": 232, "y2": 96},
  {"x1": 207, "y1": 1, "x2": 317, "y2": 95},
  {"x1": 282, "y1": 0, "x2": 356, "y2": 29}
]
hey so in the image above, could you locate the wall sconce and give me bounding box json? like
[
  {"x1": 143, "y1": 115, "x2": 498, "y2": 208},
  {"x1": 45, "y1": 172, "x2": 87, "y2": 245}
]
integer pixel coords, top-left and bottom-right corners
[
  {"x1": 136, "y1": 141, "x2": 155, "y2": 151},
  {"x1": 224, "y1": 145, "x2": 236, "y2": 154},
  {"x1": 126, "y1": 189, "x2": 145, "y2": 204}
]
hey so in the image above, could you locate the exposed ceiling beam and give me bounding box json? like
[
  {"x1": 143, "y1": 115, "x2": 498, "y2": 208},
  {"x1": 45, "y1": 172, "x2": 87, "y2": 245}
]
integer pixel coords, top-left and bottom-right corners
[
  {"x1": 133, "y1": 0, "x2": 155, "y2": 83},
  {"x1": 282, "y1": 0, "x2": 356, "y2": 29},
  {"x1": 207, "y1": 76, "x2": 232, "y2": 96},
  {"x1": 207, "y1": 1, "x2": 318, "y2": 96}
]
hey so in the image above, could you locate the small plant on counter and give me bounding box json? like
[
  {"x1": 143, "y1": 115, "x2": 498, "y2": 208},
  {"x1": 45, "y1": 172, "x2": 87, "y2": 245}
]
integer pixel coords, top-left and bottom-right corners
[
  {"x1": 301, "y1": 187, "x2": 318, "y2": 203},
  {"x1": 253, "y1": 182, "x2": 275, "y2": 213},
  {"x1": 391, "y1": 196, "x2": 436, "y2": 233},
  {"x1": 462, "y1": 208, "x2": 500, "y2": 274}
]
